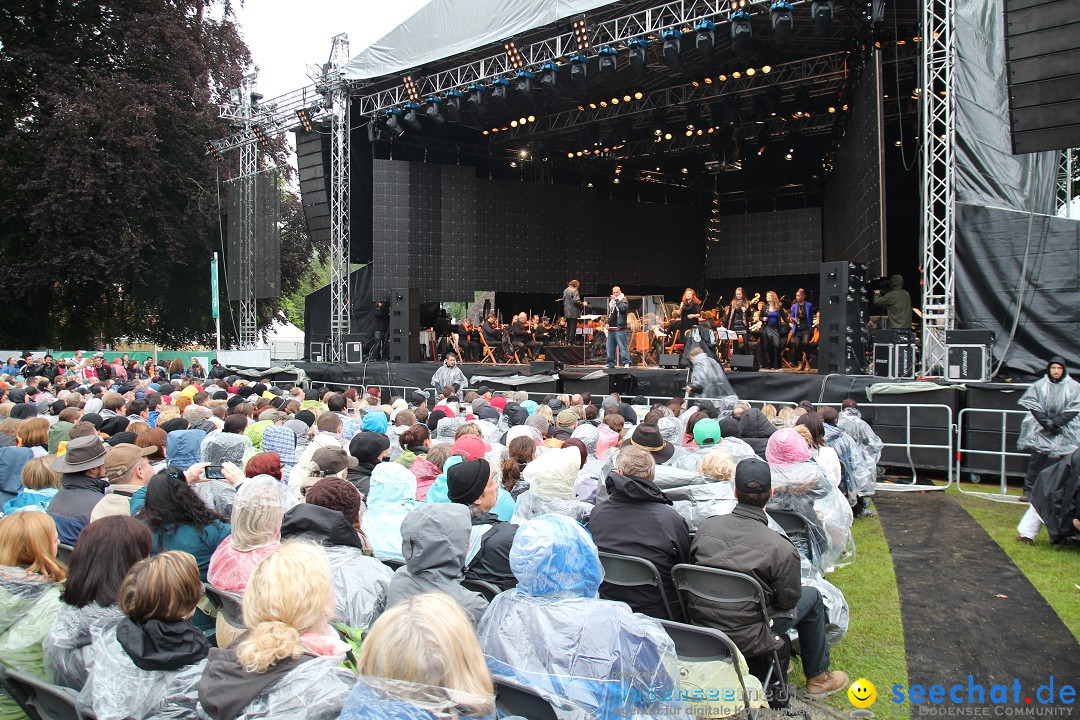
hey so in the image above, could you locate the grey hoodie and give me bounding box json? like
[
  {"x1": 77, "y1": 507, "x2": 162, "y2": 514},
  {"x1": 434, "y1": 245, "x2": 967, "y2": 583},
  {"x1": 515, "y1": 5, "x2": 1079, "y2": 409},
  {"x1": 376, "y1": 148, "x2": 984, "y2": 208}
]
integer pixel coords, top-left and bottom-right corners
[{"x1": 385, "y1": 504, "x2": 488, "y2": 625}]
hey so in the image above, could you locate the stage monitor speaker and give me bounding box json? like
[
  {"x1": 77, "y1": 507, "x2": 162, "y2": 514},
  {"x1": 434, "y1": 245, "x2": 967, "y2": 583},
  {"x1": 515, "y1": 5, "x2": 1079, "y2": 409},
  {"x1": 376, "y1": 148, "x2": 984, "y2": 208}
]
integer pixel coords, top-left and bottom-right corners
[
  {"x1": 389, "y1": 288, "x2": 421, "y2": 364},
  {"x1": 659, "y1": 354, "x2": 682, "y2": 369},
  {"x1": 343, "y1": 334, "x2": 364, "y2": 365},
  {"x1": 530, "y1": 361, "x2": 556, "y2": 373},
  {"x1": 818, "y1": 261, "x2": 869, "y2": 375},
  {"x1": 729, "y1": 354, "x2": 758, "y2": 372},
  {"x1": 309, "y1": 342, "x2": 324, "y2": 363}
]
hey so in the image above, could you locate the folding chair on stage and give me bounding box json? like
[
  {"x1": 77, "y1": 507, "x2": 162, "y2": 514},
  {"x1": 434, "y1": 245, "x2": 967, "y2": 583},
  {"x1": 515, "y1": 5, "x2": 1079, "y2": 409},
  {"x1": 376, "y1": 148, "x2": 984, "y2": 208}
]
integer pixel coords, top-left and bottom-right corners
[
  {"x1": 671, "y1": 563, "x2": 788, "y2": 701},
  {"x1": 597, "y1": 551, "x2": 677, "y2": 620},
  {"x1": 479, "y1": 335, "x2": 499, "y2": 364}
]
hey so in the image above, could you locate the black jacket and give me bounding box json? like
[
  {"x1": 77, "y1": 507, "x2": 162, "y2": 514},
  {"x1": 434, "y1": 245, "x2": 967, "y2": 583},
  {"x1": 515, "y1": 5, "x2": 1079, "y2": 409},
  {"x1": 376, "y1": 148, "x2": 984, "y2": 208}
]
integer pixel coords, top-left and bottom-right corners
[
  {"x1": 688, "y1": 503, "x2": 801, "y2": 658},
  {"x1": 280, "y1": 503, "x2": 365, "y2": 550},
  {"x1": 465, "y1": 511, "x2": 518, "y2": 591},
  {"x1": 1031, "y1": 446, "x2": 1080, "y2": 544},
  {"x1": 346, "y1": 460, "x2": 379, "y2": 498},
  {"x1": 588, "y1": 471, "x2": 690, "y2": 620},
  {"x1": 739, "y1": 408, "x2": 776, "y2": 457},
  {"x1": 48, "y1": 473, "x2": 108, "y2": 544},
  {"x1": 199, "y1": 644, "x2": 313, "y2": 720}
]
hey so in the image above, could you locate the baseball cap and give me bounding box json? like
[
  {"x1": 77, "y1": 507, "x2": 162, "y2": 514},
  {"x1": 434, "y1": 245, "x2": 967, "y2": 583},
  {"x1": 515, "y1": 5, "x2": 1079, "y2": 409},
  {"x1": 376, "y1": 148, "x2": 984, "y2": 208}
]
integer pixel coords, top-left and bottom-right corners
[
  {"x1": 734, "y1": 457, "x2": 772, "y2": 495},
  {"x1": 556, "y1": 409, "x2": 579, "y2": 428},
  {"x1": 451, "y1": 435, "x2": 491, "y2": 461},
  {"x1": 693, "y1": 418, "x2": 722, "y2": 447},
  {"x1": 103, "y1": 443, "x2": 156, "y2": 481},
  {"x1": 312, "y1": 447, "x2": 359, "y2": 474}
]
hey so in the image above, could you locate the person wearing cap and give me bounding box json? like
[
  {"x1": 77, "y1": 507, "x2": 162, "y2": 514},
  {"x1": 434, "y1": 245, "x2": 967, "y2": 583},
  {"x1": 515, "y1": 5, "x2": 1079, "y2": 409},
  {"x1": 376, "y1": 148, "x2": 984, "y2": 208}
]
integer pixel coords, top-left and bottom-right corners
[
  {"x1": 447, "y1": 458, "x2": 518, "y2": 591},
  {"x1": 346, "y1": 431, "x2": 391, "y2": 498},
  {"x1": 553, "y1": 409, "x2": 579, "y2": 442},
  {"x1": 298, "y1": 446, "x2": 358, "y2": 496},
  {"x1": 430, "y1": 351, "x2": 467, "y2": 399},
  {"x1": 287, "y1": 413, "x2": 347, "y2": 493},
  {"x1": 89, "y1": 443, "x2": 158, "y2": 522},
  {"x1": 688, "y1": 458, "x2": 849, "y2": 700},
  {"x1": 589, "y1": 446, "x2": 690, "y2": 620},
  {"x1": 47, "y1": 436, "x2": 111, "y2": 544},
  {"x1": 673, "y1": 418, "x2": 757, "y2": 472}
]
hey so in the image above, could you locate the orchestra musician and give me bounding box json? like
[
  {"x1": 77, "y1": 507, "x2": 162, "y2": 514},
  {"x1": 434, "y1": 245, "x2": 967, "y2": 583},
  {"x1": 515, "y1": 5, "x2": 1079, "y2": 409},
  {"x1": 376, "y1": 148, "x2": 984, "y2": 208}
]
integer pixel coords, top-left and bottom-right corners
[
  {"x1": 726, "y1": 287, "x2": 752, "y2": 356},
  {"x1": 511, "y1": 312, "x2": 544, "y2": 360},
  {"x1": 481, "y1": 313, "x2": 503, "y2": 354},
  {"x1": 458, "y1": 319, "x2": 482, "y2": 362},
  {"x1": 760, "y1": 291, "x2": 788, "y2": 370},
  {"x1": 789, "y1": 288, "x2": 814, "y2": 372},
  {"x1": 563, "y1": 279, "x2": 583, "y2": 344},
  {"x1": 433, "y1": 309, "x2": 455, "y2": 357},
  {"x1": 535, "y1": 317, "x2": 555, "y2": 346}
]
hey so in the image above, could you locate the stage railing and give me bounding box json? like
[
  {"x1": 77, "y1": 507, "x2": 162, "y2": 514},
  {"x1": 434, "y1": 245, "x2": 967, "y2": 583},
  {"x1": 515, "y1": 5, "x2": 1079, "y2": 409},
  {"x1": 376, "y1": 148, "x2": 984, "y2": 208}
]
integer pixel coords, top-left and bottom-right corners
[{"x1": 954, "y1": 408, "x2": 1029, "y2": 504}]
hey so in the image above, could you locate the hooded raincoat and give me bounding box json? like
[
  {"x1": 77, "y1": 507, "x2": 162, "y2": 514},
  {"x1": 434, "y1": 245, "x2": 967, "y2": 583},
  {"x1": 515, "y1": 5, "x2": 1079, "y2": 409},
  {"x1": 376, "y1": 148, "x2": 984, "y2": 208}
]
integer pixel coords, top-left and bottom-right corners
[
  {"x1": 837, "y1": 408, "x2": 883, "y2": 496},
  {"x1": 361, "y1": 463, "x2": 418, "y2": 561},
  {"x1": 1018, "y1": 356, "x2": 1080, "y2": 455},
  {"x1": 0, "y1": 566, "x2": 62, "y2": 719},
  {"x1": 386, "y1": 504, "x2": 488, "y2": 625},
  {"x1": 478, "y1": 515, "x2": 679, "y2": 719},
  {"x1": 512, "y1": 448, "x2": 592, "y2": 525}
]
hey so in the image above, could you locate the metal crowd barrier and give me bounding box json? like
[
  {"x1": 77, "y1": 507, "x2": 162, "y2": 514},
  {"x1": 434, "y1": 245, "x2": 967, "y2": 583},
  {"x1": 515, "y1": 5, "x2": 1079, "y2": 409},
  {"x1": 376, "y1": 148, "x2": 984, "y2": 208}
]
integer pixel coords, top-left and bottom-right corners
[{"x1": 954, "y1": 408, "x2": 1029, "y2": 504}]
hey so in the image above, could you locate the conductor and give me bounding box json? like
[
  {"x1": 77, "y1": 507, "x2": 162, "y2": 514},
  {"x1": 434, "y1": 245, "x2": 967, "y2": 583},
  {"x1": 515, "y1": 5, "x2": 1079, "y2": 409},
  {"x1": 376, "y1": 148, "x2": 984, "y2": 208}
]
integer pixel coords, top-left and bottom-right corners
[{"x1": 563, "y1": 279, "x2": 582, "y2": 344}]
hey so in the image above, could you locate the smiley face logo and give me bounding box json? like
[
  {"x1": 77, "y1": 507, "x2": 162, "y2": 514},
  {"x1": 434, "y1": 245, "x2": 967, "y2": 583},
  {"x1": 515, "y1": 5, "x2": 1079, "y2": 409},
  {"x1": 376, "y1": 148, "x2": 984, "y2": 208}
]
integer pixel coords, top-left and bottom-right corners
[{"x1": 848, "y1": 678, "x2": 876, "y2": 708}]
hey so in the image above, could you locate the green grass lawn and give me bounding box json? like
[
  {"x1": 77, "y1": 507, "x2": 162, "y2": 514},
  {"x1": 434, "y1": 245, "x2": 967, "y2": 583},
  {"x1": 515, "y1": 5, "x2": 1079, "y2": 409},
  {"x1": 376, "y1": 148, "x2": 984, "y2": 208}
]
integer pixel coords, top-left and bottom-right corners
[
  {"x1": 790, "y1": 509, "x2": 910, "y2": 714},
  {"x1": 948, "y1": 482, "x2": 1080, "y2": 642}
]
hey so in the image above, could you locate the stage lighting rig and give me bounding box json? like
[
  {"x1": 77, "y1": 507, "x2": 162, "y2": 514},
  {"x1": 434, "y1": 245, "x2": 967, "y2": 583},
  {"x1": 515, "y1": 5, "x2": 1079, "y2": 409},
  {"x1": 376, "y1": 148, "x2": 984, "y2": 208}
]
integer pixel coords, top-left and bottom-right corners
[
  {"x1": 793, "y1": 86, "x2": 811, "y2": 117},
  {"x1": 771, "y1": 1, "x2": 794, "y2": 45},
  {"x1": 487, "y1": 77, "x2": 510, "y2": 114},
  {"x1": 385, "y1": 109, "x2": 405, "y2": 137},
  {"x1": 503, "y1": 41, "x2": 524, "y2": 70},
  {"x1": 811, "y1": 0, "x2": 833, "y2": 35},
  {"x1": 513, "y1": 71, "x2": 536, "y2": 102},
  {"x1": 731, "y1": 11, "x2": 753, "y2": 55},
  {"x1": 252, "y1": 124, "x2": 270, "y2": 148},
  {"x1": 662, "y1": 29, "x2": 682, "y2": 71},
  {"x1": 766, "y1": 85, "x2": 782, "y2": 116},
  {"x1": 539, "y1": 62, "x2": 561, "y2": 98},
  {"x1": 570, "y1": 54, "x2": 588, "y2": 93},
  {"x1": 686, "y1": 103, "x2": 701, "y2": 130},
  {"x1": 598, "y1": 47, "x2": 617, "y2": 83},
  {"x1": 403, "y1": 75, "x2": 419, "y2": 102},
  {"x1": 443, "y1": 90, "x2": 463, "y2": 121},
  {"x1": 464, "y1": 84, "x2": 485, "y2": 120},
  {"x1": 402, "y1": 103, "x2": 422, "y2": 131},
  {"x1": 695, "y1": 20, "x2": 716, "y2": 63},
  {"x1": 204, "y1": 141, "x2": 223, "y2": 162},
  {"x1": 572, "y1": 18, "x2": 590, "y2": 52},
  {"x1": 652, "y1": 108, "x2": 668, "y2": 136},
  {"x1": 628, "y1": 39, "x2": 648, "y2": 77},
  {"x1": 295, "y1": 108, "x2": 315, "y2": 132},
  {"x1": 756, "y1": 124, "x2": 770, "y2": 155},
  {"x1": 425, "y1": 97, "x2": 445, "y2": 125}
]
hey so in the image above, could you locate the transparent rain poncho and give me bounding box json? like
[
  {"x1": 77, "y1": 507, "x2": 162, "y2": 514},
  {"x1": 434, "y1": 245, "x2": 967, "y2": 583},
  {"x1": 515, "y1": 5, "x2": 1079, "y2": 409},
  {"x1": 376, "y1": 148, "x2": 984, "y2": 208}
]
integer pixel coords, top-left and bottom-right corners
[
  {"x1": 197, "y1": 655, "x2": 358, "y2": 720},
  {"x1": 361, "y1": 463, "x2": 418, "y2": 561},
  {"x1": 478, "y1": 515, "x2": 680, "y2": 719},
  {"x1": 837, "y1": 408, "x2": 883, "y2": 496},
  {"x1": 339, "y1": 677, "x2": 497, "y2": 720},
  {"x1": 766, "y1": 430, "x2": 854, "y2": 573},
  {"x1": 206, "y1": 476, "x2": 295, "y2": 594},
  {"x1": 795, "y1": 556, "x2": 849, "y2": 648},
  {"x1": 0, "y1": 566, "x2": 61, "y2": 685},
  {"x1": 1017, "y1": 372, "x2": 1080, "y2": 455},
  {"x1": 76, "y1": 624, "x2": 205, "y2": 720},
  {"x1": 43, "y1": 601, "x2": 123, "y2": 689},
  {"x1": 512, "y1": 448, "x2": 592, "y2": 525}
]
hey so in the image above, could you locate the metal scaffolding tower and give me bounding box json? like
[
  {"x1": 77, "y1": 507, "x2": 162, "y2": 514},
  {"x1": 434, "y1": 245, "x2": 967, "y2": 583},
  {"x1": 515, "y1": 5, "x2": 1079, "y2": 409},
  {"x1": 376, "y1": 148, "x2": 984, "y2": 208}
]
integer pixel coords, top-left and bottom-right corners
[
  {"x1": 220, "y1": 73, "x2": 261, "y2": 348},
  {"x1": 1058, "y1": 149, "x2": 1075, "y2": 219},
  {"x1": 327, "y1": 34, "x2": 352, "y2": 364},
  {"x1": 919, "y1": 0, "x2": 956, "y2": 375}
]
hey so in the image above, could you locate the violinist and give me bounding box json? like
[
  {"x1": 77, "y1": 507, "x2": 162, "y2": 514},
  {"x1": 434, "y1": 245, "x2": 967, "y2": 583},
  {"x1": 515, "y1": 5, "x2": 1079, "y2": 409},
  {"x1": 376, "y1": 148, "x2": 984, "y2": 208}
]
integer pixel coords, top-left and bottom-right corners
[
  {"x1": 459, "y1": 319, "x2": 482, "y2": 362},
  {"x1": 535, "y1": 316, "x2": 555, "y2": 345},
  {"x1": 511, "y1": 312, "x2": 544, "y2": 360},
  {"x1": 760, "y1": 291, "x2": 788, "y2": 371},
  {"x1": 726, "y1": 287, "x2": 753, "y2": 356},
  {"x1": 789, "y1": 288, "x2": 814, "y2": 371},
  {"x1": 481, "y1": 313, "x2": 502, "y2": 349},
  {"x1": 675, "y1": 288, "x2": 702, "y2": 341}
]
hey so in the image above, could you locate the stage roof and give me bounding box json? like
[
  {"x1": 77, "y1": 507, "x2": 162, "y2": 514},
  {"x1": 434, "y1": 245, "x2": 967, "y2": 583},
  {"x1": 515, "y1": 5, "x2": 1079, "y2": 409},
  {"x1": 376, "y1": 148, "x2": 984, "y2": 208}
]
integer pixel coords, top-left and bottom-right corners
[{"x1": 342, "y1": 0, "x2": 621, "y2": 81}]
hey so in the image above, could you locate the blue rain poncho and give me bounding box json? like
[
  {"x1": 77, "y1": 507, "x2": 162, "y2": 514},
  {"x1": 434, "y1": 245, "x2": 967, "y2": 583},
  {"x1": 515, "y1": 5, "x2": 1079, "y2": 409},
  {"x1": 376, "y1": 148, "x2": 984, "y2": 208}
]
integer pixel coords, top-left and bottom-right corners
[{"x1": 361, "y1": 463, "x2": 418, "y2": 561}]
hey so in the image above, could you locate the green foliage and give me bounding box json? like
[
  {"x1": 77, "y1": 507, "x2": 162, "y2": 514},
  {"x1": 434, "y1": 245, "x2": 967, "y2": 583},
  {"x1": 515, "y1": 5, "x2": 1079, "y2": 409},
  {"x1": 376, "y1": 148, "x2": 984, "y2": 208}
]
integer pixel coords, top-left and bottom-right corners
[{"x1": 0, "y1": 0, "x2": 319, "y2": 347}]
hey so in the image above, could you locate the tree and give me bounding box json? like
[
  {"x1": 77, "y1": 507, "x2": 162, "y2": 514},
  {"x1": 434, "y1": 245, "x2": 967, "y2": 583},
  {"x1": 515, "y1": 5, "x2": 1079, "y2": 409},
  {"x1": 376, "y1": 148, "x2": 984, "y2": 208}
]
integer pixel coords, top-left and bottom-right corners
[{"x1": 0, "y1": 0, "x2": 316, "y2": 347}]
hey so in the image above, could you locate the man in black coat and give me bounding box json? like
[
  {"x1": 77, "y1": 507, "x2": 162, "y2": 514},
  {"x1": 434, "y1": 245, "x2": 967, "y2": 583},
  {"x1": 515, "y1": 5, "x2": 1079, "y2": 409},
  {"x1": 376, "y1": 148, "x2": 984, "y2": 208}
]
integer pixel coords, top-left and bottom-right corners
[
  {"x1": 447, "y1": 459, "x2": 518, "y2": 591},
  {"x1": 588, "y1": 446, "x2": 690, "y2": 620}
]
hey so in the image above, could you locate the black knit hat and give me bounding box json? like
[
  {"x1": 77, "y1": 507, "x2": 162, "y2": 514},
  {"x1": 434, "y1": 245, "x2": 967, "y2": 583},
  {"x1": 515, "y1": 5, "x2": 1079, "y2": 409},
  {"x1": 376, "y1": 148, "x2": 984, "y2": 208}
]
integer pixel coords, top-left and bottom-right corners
[{"x1": 447, "y1": 459, "x2": 491, "y2": 505}]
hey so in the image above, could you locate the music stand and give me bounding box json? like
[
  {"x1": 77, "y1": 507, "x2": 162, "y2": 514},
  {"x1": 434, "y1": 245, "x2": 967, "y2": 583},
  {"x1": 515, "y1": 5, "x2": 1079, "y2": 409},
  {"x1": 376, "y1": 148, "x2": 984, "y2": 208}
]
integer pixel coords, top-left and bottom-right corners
[{"x1": 580, "y1": 314, "x2": 601, "y2": 365}]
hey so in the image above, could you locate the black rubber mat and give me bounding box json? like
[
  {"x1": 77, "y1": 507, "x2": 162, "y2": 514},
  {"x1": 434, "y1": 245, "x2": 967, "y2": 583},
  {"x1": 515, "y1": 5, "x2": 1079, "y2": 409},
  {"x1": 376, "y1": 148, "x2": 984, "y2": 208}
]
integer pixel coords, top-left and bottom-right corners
[{"x1": 876, "y1": 491, "x2": 1080, "y2": 712}]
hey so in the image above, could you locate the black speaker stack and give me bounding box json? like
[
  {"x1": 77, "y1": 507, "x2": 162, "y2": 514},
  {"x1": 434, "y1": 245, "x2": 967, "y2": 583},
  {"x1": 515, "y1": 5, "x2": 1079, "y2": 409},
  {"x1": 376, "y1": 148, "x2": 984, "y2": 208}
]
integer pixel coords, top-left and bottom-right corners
[
  {"x1": 388, "y1": 288, "x2": 421, "y2": 364},
  {"x1": 818, "y1": 261, "x2": 869, "y2": 375}
]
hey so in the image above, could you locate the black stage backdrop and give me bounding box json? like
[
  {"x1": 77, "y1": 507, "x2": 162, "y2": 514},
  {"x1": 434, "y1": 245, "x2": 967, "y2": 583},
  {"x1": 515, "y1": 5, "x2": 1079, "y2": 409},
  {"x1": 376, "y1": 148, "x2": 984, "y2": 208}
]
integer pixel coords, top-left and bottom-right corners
[
  {"x1": 371, "y1": 160, "x2": 705, "y2": 301},
  {"x1": 704, "y1": 207, "x2": 822, "y2": 280}
]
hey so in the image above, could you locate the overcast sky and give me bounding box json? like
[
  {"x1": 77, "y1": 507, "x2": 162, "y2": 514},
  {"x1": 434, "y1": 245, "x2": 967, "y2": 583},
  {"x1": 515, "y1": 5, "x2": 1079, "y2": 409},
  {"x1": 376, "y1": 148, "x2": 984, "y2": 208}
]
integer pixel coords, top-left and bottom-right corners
[{"x1": 233, "y1": 0, "x2": 431, "y2": 102}]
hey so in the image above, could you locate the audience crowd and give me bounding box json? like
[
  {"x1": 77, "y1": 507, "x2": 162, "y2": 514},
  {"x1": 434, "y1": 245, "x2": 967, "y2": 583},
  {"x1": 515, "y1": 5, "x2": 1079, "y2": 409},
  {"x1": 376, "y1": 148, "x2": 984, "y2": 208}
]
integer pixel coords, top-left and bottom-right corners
[{"x1": 0, "y1": 351, "x2": 891, "y2": 719}]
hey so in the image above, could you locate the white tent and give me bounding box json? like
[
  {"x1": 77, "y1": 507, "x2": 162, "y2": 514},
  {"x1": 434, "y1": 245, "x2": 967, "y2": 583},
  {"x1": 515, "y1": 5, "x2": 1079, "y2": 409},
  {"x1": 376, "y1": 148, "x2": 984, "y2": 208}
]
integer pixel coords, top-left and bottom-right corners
[
  {"x1": 258, "y1": 316, "x2": 306, "y2": 361},
  {"x1": 343, "y1": 0, "x2": 620, "y2": 81}
]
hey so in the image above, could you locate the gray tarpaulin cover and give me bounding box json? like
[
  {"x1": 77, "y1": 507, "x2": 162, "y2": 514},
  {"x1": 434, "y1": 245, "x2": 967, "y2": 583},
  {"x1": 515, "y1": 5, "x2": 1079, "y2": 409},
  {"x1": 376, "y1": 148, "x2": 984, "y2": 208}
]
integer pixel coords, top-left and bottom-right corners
[{"x1": 344, "y1": 0, "x2": 620, "y2": 81}]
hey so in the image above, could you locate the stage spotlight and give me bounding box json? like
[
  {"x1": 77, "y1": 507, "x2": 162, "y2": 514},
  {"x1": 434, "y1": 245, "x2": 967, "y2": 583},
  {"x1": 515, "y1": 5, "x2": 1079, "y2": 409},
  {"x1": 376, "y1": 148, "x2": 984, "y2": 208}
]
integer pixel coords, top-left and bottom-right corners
[
  {"x1": 652, "y1": 107, "x2": 667, "y2": 135},
  {"x1": 731, "y1": 10, "x2": 753, "y2": 55},
  {"x1": 811, "y1": 0, "x2": 834, "y2": 35},
  {"x1": 425, "y1": 97, "x2": 445, "y2": 124},
  {"x1": 598, "y1": 47, "x2": 618, "y2": 83},
  {"x1": 572, "y1": 18, "x2": 590, "y2": 52},
  {"x1": 513, "y1": 71, "x2": 535, "y2": 98},
  {"x1": 628, "y1": 39, "x2": 648, "y2": 77},
  {"x1": 443, "y1": 90, "x2": 463, "y2": 121},
  {"x1": 662, "y1": 29, "x2": 682, "y2": 71},
  {"x1": 765, "y1": 84, "x2": 782, "y2": 116},
  {"x1": 402, "y1": 102, "x2": 422, "y2": 131},
  {"x1": 771, "y1": 1, "x2": 794, "y2": 45},
  {"x1": 695, "y1": 20, "x2": 715, "y2": 63},
  {"x1": 762, "y1": 65, "x2": 772, "y2": 74},
  {"x1": 793, "y1": 86, "x2": 811, "y2": 117},
  {"x1": 463, "y1": 84, "x2": 485, "y2": 119},
  {"x1": 205, "y1": 141, "x2": 223, "y2": 162},
  {"x1": 538, "y1": 62, "x2": 561, "y2": 99},
  {"x1": 503, "y1": 41, "x2": 524, "y2": 70},
  {"x1": 252, "y1": 124, "x2": 270, "y2": 148},
  {"x1": 720, "y1": 96, "x2": 741, "y2": 125},
  {"x1": 487, "y1": 77, "x2": 510, "y2": 114},
  {"x1": 570, "y1": 54, "x2": 589, "y2": 94},
  {"x1": 403, "y1": 75, "x2": 419, "y2": 102},
  {"x1": 384, "y1": 109, "x2": 405, "y2": 137}
]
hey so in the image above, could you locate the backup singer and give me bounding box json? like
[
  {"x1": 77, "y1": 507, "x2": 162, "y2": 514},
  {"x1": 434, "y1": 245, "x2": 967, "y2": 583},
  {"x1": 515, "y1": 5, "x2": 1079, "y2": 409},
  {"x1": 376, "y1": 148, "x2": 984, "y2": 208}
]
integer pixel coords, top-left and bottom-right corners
[
  {"x1": 726, "y1": 287, "x2": 750, "y2": 356},
  {"x1": 676, "y1": 288, "x2": 702, "y2": 340},
  {"x1": 761, "y1": 291, "x2": 787, "y2": 370},
  {"x1": 789, "y1": 288, "x2": 814, "y2": 371},
  {"x1": 605, "y1": 286, "x2": 630, "y2": 368},
  {"x1": 563, "y1": 279, "x2": 582, "y2": 344}
]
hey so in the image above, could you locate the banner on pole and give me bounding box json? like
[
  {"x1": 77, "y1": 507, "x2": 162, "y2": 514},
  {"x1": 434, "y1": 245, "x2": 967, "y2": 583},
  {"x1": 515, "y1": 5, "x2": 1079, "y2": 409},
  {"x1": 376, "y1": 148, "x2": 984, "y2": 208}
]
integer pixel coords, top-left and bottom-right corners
[{"x1": 211, "y1": 253, "x2": 220, "y2": 319}]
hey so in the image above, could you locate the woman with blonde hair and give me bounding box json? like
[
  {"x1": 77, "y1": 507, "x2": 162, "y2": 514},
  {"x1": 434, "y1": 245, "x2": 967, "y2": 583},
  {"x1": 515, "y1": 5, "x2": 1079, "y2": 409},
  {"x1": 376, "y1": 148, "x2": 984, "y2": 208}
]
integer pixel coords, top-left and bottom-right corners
[
  {"x1": 16, "y1": 417, "x2": 49, "y2": 456},
  {"x1": 340, "y1": 592, "x2": 496, "y2": 719},
  {"x1": 197, "y1": 542, "x2": 357, "y2": 720},
  {"x1": 3, "y1": 455, "x2": 61, "y2": 514},
  {"x1": 0, "y1": 512, "x2": 65, "y2": 718},
  {"x1": 760, "y1": 290, "x2": 788, "y2": 370},
  {"x1": 77, "y1": 551, "x2": 209, "y2": 720}
]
